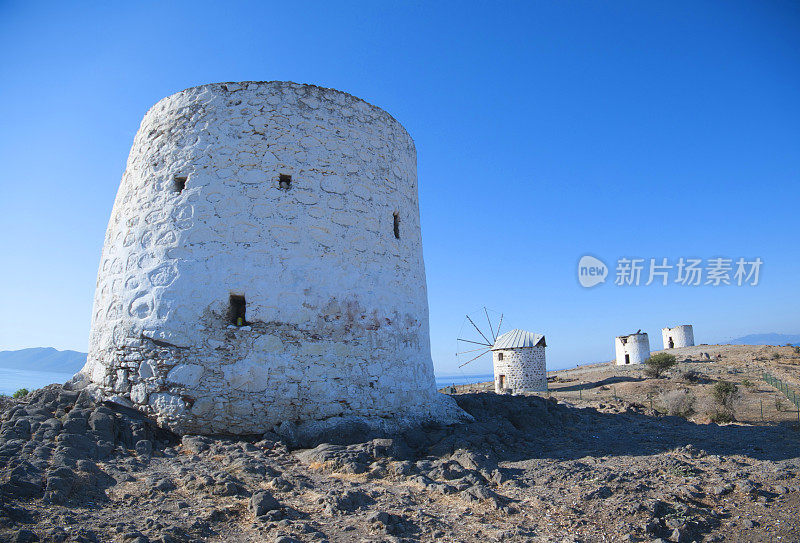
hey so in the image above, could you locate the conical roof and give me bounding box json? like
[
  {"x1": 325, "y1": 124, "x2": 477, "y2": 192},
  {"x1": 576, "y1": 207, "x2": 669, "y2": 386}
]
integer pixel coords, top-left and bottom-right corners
[{"x1": 491, "y1": 329, "x2": 546, "y2": 350}]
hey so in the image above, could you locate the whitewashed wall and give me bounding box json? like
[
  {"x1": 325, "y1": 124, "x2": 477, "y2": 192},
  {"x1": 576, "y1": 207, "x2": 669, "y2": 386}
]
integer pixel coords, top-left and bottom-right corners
[
  {"x1": 79, "y1": 81, "x2": 465, "y2": 434},
  {"x1": 614, "y1": 334, "x2": 651, "y2": 365},
  {"x1": 492, "y1": 347, "x2": 547, "y2": 393},
  {"x1": 662, "y1": 325, "x2": 694, "y2": 349}
]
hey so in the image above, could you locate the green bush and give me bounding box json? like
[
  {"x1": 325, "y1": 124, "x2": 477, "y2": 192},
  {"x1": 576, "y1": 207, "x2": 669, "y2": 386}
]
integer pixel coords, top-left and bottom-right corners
[
  {"x1": 741, "y1": 379, "x2": 755, "y2": 390},
  {"x1": 644, "y1": 353, "x2": 677, "y2": 378},
  {"x1": 794, "y1": 346, "x2": 800, "y2": 355},
  {"x1": 708, "y1": 380, "x2": 739, "y2": 423},
  {"x1": 12, "y1": 388, "x2": 29, "y2": 399},
  {"x1": 712, "y1": 380, "x2": 739, "y2": 407}
]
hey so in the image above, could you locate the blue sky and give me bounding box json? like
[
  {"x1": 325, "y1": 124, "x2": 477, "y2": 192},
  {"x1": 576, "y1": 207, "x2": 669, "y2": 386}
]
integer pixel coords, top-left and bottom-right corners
[{"x1": 0, "y1": 1, "x2": 798, "y2": 374}]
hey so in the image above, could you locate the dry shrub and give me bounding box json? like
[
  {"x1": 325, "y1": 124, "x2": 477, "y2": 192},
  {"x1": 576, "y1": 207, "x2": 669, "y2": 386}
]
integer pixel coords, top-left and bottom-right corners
[
  {"x1": 709, "y1": 410, "x2": 735, "y2": 423},
  {"x1": 679, "y1": 369, "x2": 708, "y2": 384},
  {"x1": 660, "y1": 389, "x2": 695, "y2": 418}
]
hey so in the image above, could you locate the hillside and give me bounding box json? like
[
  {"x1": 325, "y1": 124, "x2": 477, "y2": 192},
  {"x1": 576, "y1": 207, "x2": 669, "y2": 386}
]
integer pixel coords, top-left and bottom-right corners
[
  {"x1": 0, "y1": 344, "x2": 797, "y2": 542},
  {"x1": 460, "y1": 343, "x2": 800, "y2": 426}
]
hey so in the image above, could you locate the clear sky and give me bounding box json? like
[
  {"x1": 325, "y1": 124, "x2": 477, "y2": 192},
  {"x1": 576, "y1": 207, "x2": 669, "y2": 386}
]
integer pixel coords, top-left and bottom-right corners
[{"x1": 1, "y1": 1, "x2": 798, "y2": 375}]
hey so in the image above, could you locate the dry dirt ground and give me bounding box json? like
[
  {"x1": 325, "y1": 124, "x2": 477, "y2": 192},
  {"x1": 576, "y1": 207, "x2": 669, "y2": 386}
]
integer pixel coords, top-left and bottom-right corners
[{"x1": 1, "y1": 345, "x2": 798, "y2": 543}]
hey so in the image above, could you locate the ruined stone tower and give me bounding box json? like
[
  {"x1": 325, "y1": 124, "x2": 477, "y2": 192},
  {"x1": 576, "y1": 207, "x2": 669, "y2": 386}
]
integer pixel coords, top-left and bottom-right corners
[
  {"x1": 662, "y1": 325, "x2": 695, "y2": 349},
  {"x1": 614, "y1": 332, "x2": 650, "y2": 365},
  {"x1": 78, "y1": 81, "x2": 465, "y2": 435}
]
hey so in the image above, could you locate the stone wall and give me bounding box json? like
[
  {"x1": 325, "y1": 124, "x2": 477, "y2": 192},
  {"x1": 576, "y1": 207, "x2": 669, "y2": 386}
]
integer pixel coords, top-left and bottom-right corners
[
  {"x1": 614, "y1": 333, "x2": 651, "y2": 365},
  {"x1": 661, "y1": 325, "x2": 695, "y2": 349},
  {"x1": 79, "y1": 81, "x2": 465, "y2": 435},
  {"x1": 492, "y1": 347, "x2": 547, "y2": 393}
]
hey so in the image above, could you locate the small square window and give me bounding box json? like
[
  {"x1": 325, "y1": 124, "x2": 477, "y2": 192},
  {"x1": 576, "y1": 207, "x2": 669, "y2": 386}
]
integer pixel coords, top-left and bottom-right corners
[
  {"x1": 279, "y1": 174, "x2": 292, "y2": 190},
  {"x1": 173, "y1": 176, "x2": 187, "y2": 193},
  {"x1": 228, "y1": 294, "x2": 246, "y2": 326}
]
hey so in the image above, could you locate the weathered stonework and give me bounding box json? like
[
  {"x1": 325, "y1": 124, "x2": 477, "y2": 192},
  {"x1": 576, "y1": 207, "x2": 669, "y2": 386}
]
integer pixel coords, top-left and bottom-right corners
[
  {"x1": 661, "y1": 325, "x2": 694, "y2": 349},
  {"x1": 614, "y1": 332, "x2": 651, "y2": 365},
  {"x1": 77, "y1": 81, "x2": 466, "y2": 435},
  {"x1": 492, "y1": 348, "x2": 547, "y2": 393},
  {"x1": 490, "y1": 329, "x2": 547, "y2": 394}
]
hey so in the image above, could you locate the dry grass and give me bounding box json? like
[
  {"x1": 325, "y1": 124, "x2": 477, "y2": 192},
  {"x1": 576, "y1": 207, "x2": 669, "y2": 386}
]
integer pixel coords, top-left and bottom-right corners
[
  {"x1": 659, "y1": 389, "x2": 695, "y2": 418},
  {"x1": 538, "y1": 344, "x2": 800, "y2": 425}
]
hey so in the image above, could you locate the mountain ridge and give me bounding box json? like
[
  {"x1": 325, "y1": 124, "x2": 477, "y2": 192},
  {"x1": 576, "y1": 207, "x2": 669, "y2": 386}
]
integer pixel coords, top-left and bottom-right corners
[
  {"x1": 0, "y1": 347, "x2": 86, "y2": 373},
  {"x1": 723, "y1": 333, "x2": 800, "y2": 346}
]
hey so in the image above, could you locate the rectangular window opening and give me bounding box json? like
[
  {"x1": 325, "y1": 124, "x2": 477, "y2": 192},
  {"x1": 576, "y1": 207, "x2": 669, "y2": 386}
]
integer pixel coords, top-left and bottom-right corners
[
  {"x1": 228, "y1": 294, "x2": 246, "y2": 326},
  {"x1": 393, "y1": 212, "x2": 400, "y2": 239},
  {"x1": 173, "y1": 176, "x2": 187, "y2": 193},
  {"x1": 624, "y1": 354, "x2": 630, "y2": 364},
  {"x1": 279, "y1": 174, "x2": 292, "y2": 190},
  {"x1": 498, "y1": 352, "x2": 504, "y2": 361}
]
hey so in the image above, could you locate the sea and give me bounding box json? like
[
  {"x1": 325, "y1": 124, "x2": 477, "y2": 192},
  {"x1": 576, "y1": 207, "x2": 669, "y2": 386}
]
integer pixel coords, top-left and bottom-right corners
[
  {"x1": 434, "y1": 373, "x2": 493, "y2": 389},
  {"x1": 0, "y1": 368, "x2": 74, "y2": 396},
  {"x1": 0, "y1": 367, "x2": 492, "y2": 396}
]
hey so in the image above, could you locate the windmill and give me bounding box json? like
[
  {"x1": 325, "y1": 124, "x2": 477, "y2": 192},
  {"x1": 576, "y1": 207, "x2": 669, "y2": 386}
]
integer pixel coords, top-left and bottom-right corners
[{"x1": 455, "y1": 307, "x2": 504, "y2": 369}]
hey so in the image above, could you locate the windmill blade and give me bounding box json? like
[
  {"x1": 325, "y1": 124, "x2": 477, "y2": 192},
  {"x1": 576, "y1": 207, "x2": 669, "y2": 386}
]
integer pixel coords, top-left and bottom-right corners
[
  {"x1": 466, "y1": 315, "x2": 492, "y2": 345},
  {"x1": 458, "y1": 348, "x2": 491, "y2": 368},
  {"x1": 484, "y1": 306, "x2": 496, "y2": 342},
  {"x1": 457, "y1": 337, "x2": 493, "y2": 347},
  {"x1": 456, "y1": 346, "x2": 494, "y2": 356},
  {"x1": 495, "y1": 314, "x2": 504, "y2": 338}
]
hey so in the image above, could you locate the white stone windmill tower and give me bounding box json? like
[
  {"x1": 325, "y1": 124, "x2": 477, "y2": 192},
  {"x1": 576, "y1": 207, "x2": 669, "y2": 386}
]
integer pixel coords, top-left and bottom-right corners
[
  {"x1": 77, "y1": 81, "x2": 467, "y2": 435},
  {"x1": 456, "y1": 308, "x2": 548, "y2": 394},
  {"x1": 614, "y1": 331, "x2": 651, "y2": 365},
  {"x1": 662, "y1": 325, "x2": 695, "y2": 349}
]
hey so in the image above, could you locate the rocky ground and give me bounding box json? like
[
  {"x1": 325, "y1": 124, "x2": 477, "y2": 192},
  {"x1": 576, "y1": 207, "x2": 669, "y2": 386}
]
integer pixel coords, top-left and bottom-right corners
[{"x1": 1, "y1": 345, "x2": 799, "y2": 542}]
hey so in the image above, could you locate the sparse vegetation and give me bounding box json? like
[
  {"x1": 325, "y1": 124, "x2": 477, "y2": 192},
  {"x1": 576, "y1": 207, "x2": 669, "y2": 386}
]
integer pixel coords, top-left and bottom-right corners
[
  {"x1": 794, "y1": 346, "x2": 800, "y2": 355},
  {"x1": 679, "y1": 369, "x2": 707, "y2": 384},
  {"x1": 712, "y1": 380, "x2": 739, "y2": 407},
  {"x1": 644, "y1": 353, "x2": 677, "y2": 378},
  {"x1": 772, "y1": 352, "x2": 782, "y2": 360},
  {"x1": 12, "y1": 388, "x2": 30, "y2": 399},
  {"x1": 741, "y1": 378, "x2": 756, "y2": 390},
  {"x1": 660, "y1": 389, "x2": 695, "y2": 418},
  {"x1": 709, "y1": 380, "x2": 739, "y2": 422},
  {"x1": 709, "y1": 410, "x2": 735, "y2": 424}
]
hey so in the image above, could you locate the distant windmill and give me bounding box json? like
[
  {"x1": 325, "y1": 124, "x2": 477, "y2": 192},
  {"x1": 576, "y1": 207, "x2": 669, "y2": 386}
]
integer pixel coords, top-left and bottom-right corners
[{"x1": 455, "y1": 307, "x2": 503, "y2": 368}]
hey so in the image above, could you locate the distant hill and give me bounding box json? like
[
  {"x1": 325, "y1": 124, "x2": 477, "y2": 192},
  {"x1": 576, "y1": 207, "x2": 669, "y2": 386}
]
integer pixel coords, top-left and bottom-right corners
[
  {"x1": 725, "y1": 333, "x2": 800, "y2": 346},
  {"x1": 0, "y1": 348, "x2": 86, "y2": 373}
]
